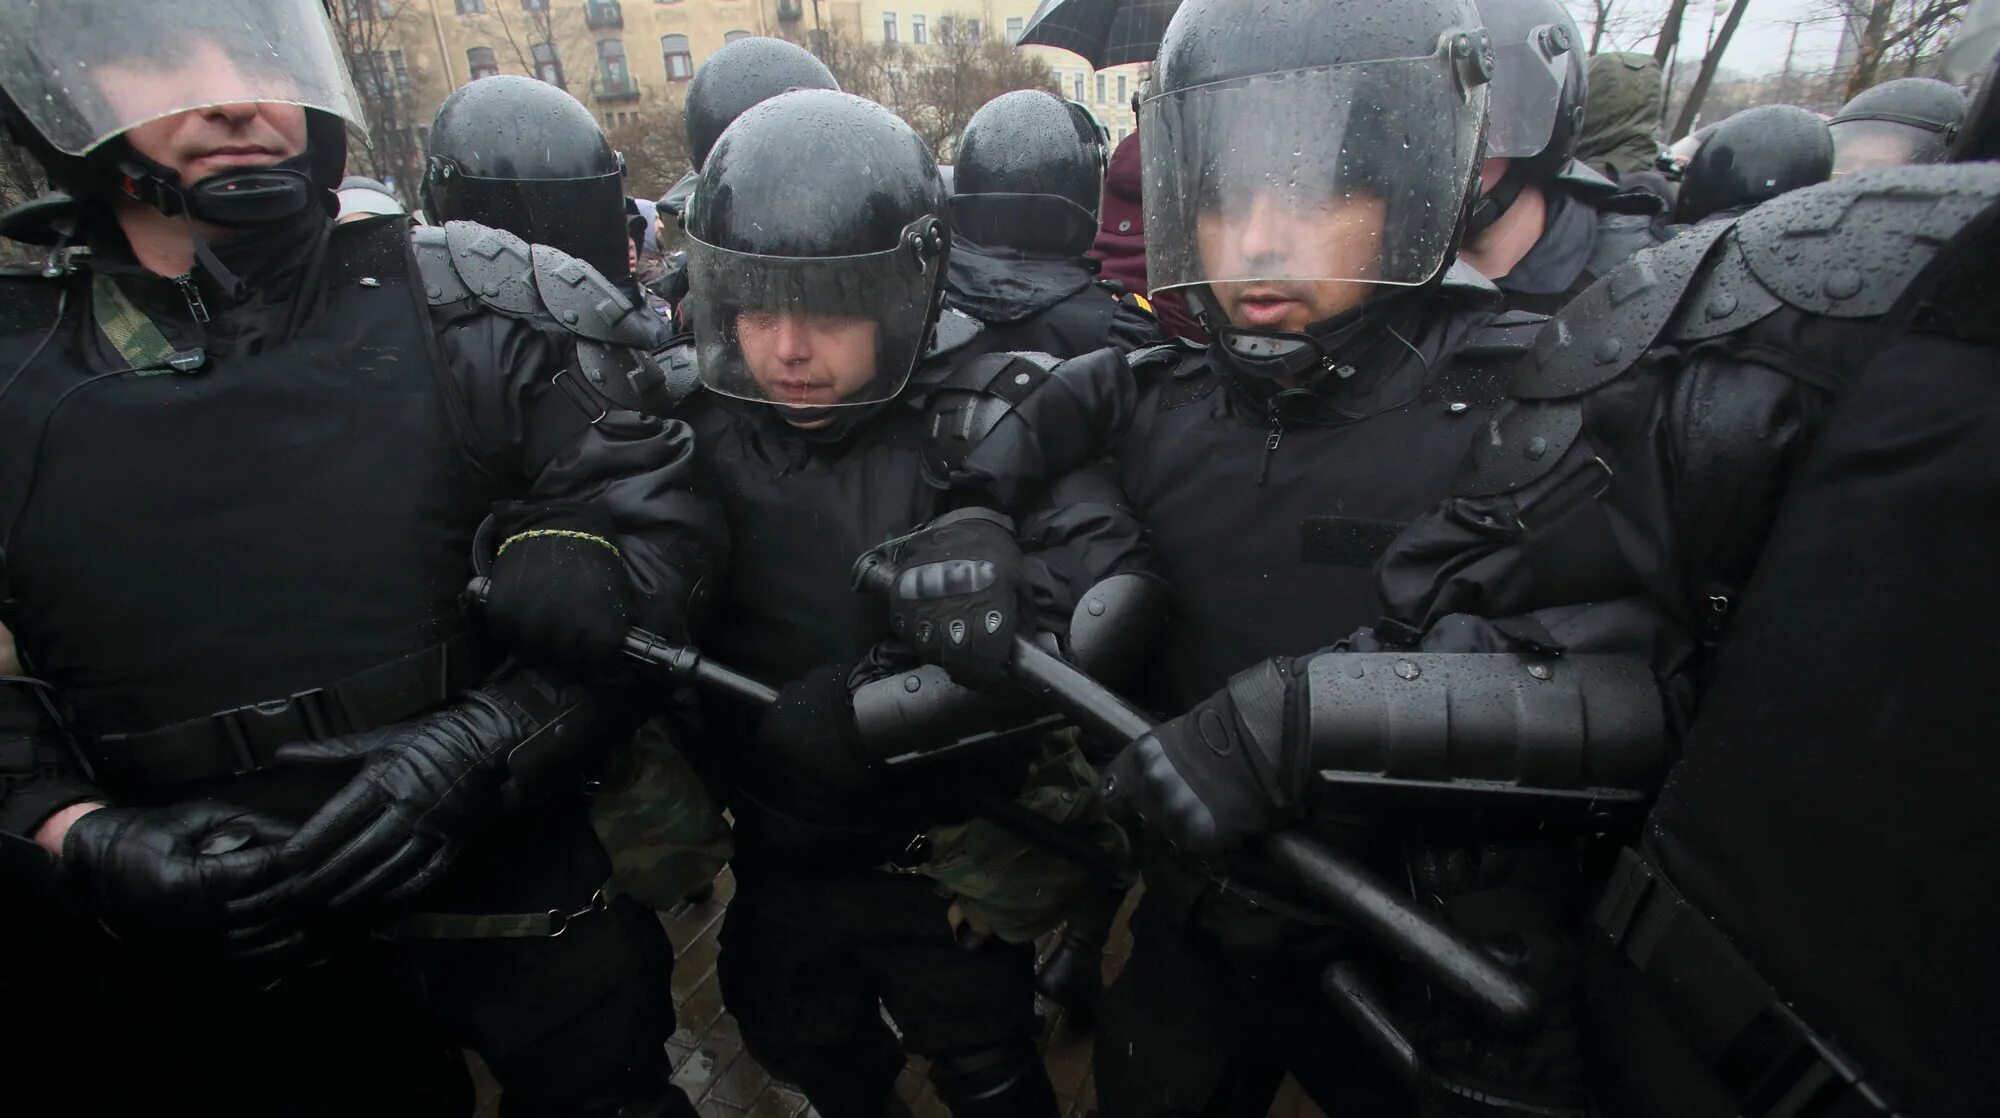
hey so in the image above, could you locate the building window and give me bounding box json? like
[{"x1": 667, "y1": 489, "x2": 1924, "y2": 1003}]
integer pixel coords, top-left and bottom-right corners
[
  {"x1": 598, "y1": 38, "x2": 630, "y2": 90},
  {"x1": 966, "y1": 18, "x2": 980, "y2": 39},
  {"x1": 661, "y1": 34, "x2": 693, "y2": 80},
  {"x1": 468, "y1": 46, "x2": 499, "y2": 79},
  {"x1": 1006, "y1": 16, "x2": 1022, "y2": 42},
  {"x1": 455, "y1": 0, "x2": 485, "y2": 13},
  {"x1": 1072, "y1": 72, "x2": 1084, "y2": 101},
  {"x1": 912, "y1": 14, "x2": 927, "y2": 44},
  {"x1": 522, "y1": 0, "x2": 547, "y2": 10},
  {"x1": 883, "y1": 11, "x2": 897, "y2": 42},
  {"x1": 724, "y1": 29, "x2": 751, "y2": 43},
  {"x1": 1096, "y1": 73, "x2": 1106, "y2": 103},
  {"x1": 1116, "y1": 74, "x2": 1127, "y2": 105},
  {"x1": 345, "y1": 0, "x2": 392, "y2": 20},
  {"x1": 531, "y1": 41, "x2": 565, "y2": 87},
  {"x1": 351, "y1": 51, "x2": 411, "y2": 98}
]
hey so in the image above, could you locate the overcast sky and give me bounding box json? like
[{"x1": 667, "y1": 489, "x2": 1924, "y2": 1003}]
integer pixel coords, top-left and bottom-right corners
[{"x1": 1568, "y1": 0, "x2": 1855, "y2": 77}]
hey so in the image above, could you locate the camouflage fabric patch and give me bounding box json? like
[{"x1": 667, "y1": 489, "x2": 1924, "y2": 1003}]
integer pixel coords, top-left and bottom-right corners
[
  {"x1": 91, "y1": 273, "x2": 178, "y2": 374},
  {"x1": 915, "y1": 732, "x2": 1131, "y2": 945},
  {"x1": 589, "y1": 718, "x2": 732, "y2": 911}
]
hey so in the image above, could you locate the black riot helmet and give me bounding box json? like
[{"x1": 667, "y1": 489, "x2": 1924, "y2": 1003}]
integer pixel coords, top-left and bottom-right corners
[
  {"x1": 1141, "y1": 0, "x2": 1494, "y2": 380},
  {"x1": 1673, "y1": 105, "x2": 1833, "y2": 225},
  {"x1": 684, "y1": 36, "x2": 839, "y2": 172},
  {"x1": 0, "y1": 0, "x2": 357, "y2": 233},
  {"x1": 423, "y1": 76, "x2": 630, "y2": 282},
  {"x1": 1467, "y1": 0, "x2": 1587, "y2": 232},
  {"x1": 683, "y1": 89, "x2": 949, "y2": 413},
  {"x1": 1830, "y1": 78, "x2": 1968, "y2": 175},
  {"x1": 951, "y1": 90, "x2": 1104, "y2": 257}
]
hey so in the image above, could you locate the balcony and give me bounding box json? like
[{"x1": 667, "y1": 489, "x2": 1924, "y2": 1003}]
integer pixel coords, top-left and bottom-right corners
[
  {"x1": 777, "y1": 0, "x2": 802, "y2": 21},
  {"x1": 584, "y1": 0, "x2": 623, "y2": 31},
  {"x1": 592, "y1": 73, "x2": 641, "y2": 102}
]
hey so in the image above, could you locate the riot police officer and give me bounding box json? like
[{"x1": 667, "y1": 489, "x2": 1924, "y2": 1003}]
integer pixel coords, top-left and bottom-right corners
[
  {"x1": 1829, "y1": 76, "x2": 1968, "y2": 175},
  {"x1": 944, "y1": 90, "x2": 1159, "y2": 359},
  {"x1": 1059, "y1": 0, "x2": 1577, "y2": 1111},
  {"x1": 1122, "y1": 17, "x2": 2000, "y2": 1118},
  {"x1": 677, "y1": 88, "x2": 1151, "y2": 1118},
  {"x1": 0, "y1": 3, "x2": 723, "y2": 1114},
  {"x1": 1673, "y1": 104, "x2": 1834, "y2": 224},
  {"x1": 1457, "y1": 0, "x2": 1671, "y2": 314},
  {"x1": 423, "y1": 75, "x2": 635, "y2": 295}
]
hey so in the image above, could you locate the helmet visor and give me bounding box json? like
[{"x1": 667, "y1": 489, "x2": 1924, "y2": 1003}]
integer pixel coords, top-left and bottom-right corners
[
  {"x1": 684, "y1": 227, "x2": 944, "y2": 410},
  {"x1": 1830, "y1": 118, "x2": 1952, "y2": 174},
  {"x1": 0, "y1": 0, "x2": 365, "y2": 157},
  {"x1": 1140, "y1": 48, "x2": 1487, "y2": 297},
  {"x1": 1485, "y1": 33, "x2": 1571, "y2": 159}
]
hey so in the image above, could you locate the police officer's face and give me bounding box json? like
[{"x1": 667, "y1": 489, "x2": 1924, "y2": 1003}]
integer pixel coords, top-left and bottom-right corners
[
  {"x1": 100, "y1": 41, "x2": 309, "y2": 187},
  {"x1": 1196, "y1": 189, "x2": 1387, "y2": 333},
  {"x1": 735, "y1": 311, "x2": 880, "y2": 426}
]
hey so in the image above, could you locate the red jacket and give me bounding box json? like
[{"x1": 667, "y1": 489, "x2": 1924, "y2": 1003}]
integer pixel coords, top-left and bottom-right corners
[{"x1": 1089, "y1": 132, "x2": 1208, "y2": 344}]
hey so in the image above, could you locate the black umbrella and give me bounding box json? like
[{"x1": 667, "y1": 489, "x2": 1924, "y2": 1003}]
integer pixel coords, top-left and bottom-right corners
[{"x1": 1016, "y1": 0, "x2": 1182, "y2": 71}]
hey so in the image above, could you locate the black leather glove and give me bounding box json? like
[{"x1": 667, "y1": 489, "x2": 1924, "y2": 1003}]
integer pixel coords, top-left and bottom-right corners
[
  {"x1": 63, "y1": 801, "x2": 301, "y2": 958},
  {"x1": 740, "y1": 665, "x2": 876, "y2": 821},
  {"x1": 1110, "y1": 659, "x2": 1298, "y2": 858},
  {"x1": 483, "y1": 500, "x2": 633, "y2": 671},
  {"x1": 887, "y1": 509, "x2": 1025, "y2": 691},
  {"x1": 245, "y1": 671, "x2": 613, "y2": 915}
]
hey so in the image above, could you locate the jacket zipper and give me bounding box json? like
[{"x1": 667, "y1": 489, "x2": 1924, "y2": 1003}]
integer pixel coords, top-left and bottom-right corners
[
  {"x1": 1256, "y1": 408, "x2": 1284, "y2": 486},
  {"x1": 172, "y1": 272, "x2": 210, "y2": 324}
]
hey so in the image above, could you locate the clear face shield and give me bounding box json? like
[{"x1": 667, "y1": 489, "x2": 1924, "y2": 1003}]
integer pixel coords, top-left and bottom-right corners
[
  {"x1": 1140, "y1": 33, "x2": 1490, "y2": 364},
  {"x1": 1830, "y1": 118, "x2": 1953, "y2": 175},
  {"x1": 1484, "y1": 23, "x2": 1574, "y2": 160},
  {"x1": 0, "y1": 0, "x2": 365, "y2": 156},
  {"x1": 684, "y1": 218, "x2": 947, "y2": 412}
]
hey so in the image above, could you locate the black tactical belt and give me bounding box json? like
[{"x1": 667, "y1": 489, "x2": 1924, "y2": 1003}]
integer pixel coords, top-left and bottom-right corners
[
  {"x1": 77, "y1": 634, "x2": 492, "y2": 790},
  {"x1": 1593, "y1": 847, "x2": 1904, "y2": 1118},
  {"x1": 385, "y1": 886, "x2": 611, "y2": 940}
]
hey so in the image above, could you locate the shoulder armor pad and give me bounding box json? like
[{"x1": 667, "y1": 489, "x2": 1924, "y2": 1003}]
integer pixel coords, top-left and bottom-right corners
[
  {"x1": 442, "y1": 220, "x2": 540, "y2": 317},
  {"x1": 1128, "y1": 339, "x2": 1203, "y2": 380},
  {"x1": 657, "y1": 335, "x2": 703, "y2": 406},
  {"x1": 1736, "y1": 162, "x2": 2000, "y2": 319},
  {"x1": 0, "y1": 193, "x2": 82, "y2": 248},
  {"x1": 1437, "y1": 259, "x2": 1504, "y2": 310},
  {"x1": 920, "y1": 351, "x2": 1060, "y2": 485},
  {"x1": 1460, "y1": 309, "x2": 1548, "y2": 359},
  {"x1": 1513, "y1": 219, "x2": 1734, "y2": 401},
  {"x1": 1095, "y1": 276, "x2": 1128, "y2": 295},
  {"x1": 927, "y1": 307, "x2": 985, "y2": 359},
  {"x1": 1453, "y1": 399, "x2": 1584, "y2": 498},
  {"x1": 411, "y1": 225, "x2": 471, "y2": 305},
  {"x1": 530, "y1": 243, "x2": 660, "y2": 348},
  {"x1": 1665, "y1": 232, "x2": 1784, "y2": 342}
]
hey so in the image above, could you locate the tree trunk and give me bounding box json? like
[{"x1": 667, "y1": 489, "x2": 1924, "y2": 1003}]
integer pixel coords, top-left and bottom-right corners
[
  {"x1": 1588, "y1": 0, "x2": 1611, "y2": 54},
  {"x1": 1671, "y1": 0, "x2": 1752, "y2": 140},
  {"x1": 1845, "y1": 0, "x2": 1898, "y2": 100},
  {"x1": 1653, "y1": 0, "x2": 1694, "y2": 65}
]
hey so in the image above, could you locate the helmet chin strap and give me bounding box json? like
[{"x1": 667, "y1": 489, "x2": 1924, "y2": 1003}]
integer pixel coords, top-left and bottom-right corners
[
  {"x1": 112, "y1": 147, "x2": 323, "y2": 298},
  {"x1": 1465, "y1": 161, "x2": 1532, "y2": 238},
  {"x1": 1200, "y1": 286, "x2": 1414, "y2": 388}
]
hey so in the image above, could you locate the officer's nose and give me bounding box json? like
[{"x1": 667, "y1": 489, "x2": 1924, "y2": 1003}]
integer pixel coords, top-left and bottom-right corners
[
  {"x1": 770, "y1": 314, "x2": 814, "y2": 364},
  {"x1": 1231, "y1": 192, "x2": 1290, "y2": 270},
  {"x1": 201, "y1": 101, "x2": 263, "y2": 127}
]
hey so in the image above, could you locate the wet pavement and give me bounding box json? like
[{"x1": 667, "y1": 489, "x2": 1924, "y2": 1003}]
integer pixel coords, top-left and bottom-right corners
[{"x1": 475, "y1": 867, "x2": 1325, "y2": 1118}]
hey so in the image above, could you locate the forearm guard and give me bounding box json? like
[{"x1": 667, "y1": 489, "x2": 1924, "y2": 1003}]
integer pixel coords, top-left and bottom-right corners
[{"x1": 1283, "y1": 652, "x2": 1669, "y2": 817}]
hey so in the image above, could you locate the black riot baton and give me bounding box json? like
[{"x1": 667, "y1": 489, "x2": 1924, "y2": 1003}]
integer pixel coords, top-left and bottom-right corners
[
  {"x1": 850, "y1": 552, "x2": 1541, "y2": 1029},
  {"x1": 461, "y1": 578, "x2": 1121, "y2": 877},
  {"x1": 462, "y1": 577, "x2": 777, "y2": 706}
]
